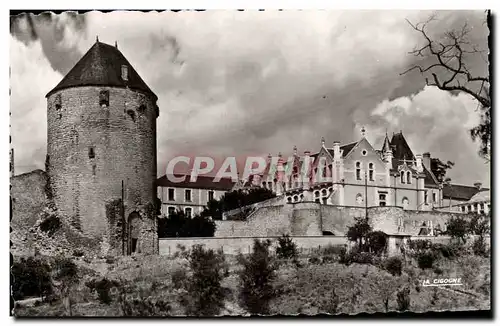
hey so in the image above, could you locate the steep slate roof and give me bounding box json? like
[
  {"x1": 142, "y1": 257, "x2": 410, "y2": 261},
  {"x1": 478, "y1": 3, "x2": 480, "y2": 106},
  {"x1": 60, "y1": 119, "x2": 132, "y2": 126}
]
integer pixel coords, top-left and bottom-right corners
[
  {"x1": 156, "y1": 174, "x2": 236, "y2": 191},
  {"x1": 46, "y1": 41, "x2": 158, "y2": 101},
  {"x1": 390, "y1": 132, "x2": 415, "y2": 169},
  {"x1": 423, "y1": 166, "x2": 439, "y2": 187},
  {"x1": 442, "y1": 184, "x2": 487, "y2": 201}
]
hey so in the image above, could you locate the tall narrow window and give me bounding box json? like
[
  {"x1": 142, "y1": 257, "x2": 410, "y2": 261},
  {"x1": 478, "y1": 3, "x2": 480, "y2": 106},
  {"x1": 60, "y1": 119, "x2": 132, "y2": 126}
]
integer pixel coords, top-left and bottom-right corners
[
  {"x1": 368, "y1": 163, "x2": 374, "y2": 181},
  {"x1": 121, "y1": 65, "x2": 128, "y2": 80},
  {"x1": 185, "y1": 189, "x2": 192, "y2": 202},
  {"x1": 406, "y1": 171, "x2": 412, "y2": 184},
  {"x1": 208, "y1": 190, "x2": 214, "y2": 202},
  {"x1": 185, "y1": 207, "x2": 192, "y2": 218},
  {"x1": 355, "y1": 162, "x2": 361, "y2": 180},
  {"x1": 432, "y1": 192, "x2": 437, "y2": 203},
  {"x1": 168, "y1": 188, "x2": 175, "y2": 201},
  {"x1": 424, "y1": 191, "x2": 428, "y2": 205},
  {"x1": 356, "y1": 193, "x2": 363, "y2": 205},
  {"x1": 88, "y1": 147, "x2": 95, "y2": 159},
  {"x1": 168, "y1": 207, "x2": 176, "y2": 217},
  {"x1": 400, "y1": 171, "x2": 405, "y2": 184},
  {"x1": 99, "y1": 90, "x2": 109, "y2": 107}
]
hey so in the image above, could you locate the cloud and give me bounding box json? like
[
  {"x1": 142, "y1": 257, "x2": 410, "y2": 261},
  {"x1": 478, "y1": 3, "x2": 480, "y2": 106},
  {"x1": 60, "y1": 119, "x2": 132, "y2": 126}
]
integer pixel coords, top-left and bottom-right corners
[
  {"x1": 10, "y1": 10, "x2": 489, "y2": 186},
  {"x1": 10, "y1": 36, "x2": 63, "y2": 173}
]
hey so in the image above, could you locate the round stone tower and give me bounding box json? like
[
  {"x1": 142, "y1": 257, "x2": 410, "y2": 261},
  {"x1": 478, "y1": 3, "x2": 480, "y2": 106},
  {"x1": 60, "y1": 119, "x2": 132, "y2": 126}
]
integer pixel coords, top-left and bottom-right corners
[{"x1": 45, "y1": 40, "x2": 159, "y2": 255}]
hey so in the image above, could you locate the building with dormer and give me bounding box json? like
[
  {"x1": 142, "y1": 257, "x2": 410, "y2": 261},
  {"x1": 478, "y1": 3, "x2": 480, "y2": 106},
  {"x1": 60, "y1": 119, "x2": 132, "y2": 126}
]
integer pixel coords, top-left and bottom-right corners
[{"x1": 247, "y1": 129, "x2": 445, "y2": 211}]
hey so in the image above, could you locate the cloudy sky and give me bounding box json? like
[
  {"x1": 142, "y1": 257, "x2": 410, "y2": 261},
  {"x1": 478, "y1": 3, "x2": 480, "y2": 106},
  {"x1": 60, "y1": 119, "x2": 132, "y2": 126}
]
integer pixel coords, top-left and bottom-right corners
[{"x1": 10, "y1": 10, "x2": 490, "y2": 186}]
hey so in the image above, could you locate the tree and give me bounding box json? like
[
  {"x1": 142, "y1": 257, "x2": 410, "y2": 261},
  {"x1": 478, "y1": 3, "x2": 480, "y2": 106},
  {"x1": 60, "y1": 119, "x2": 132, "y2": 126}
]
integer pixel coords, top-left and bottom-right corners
[
  {"x1": 445, "y1": 215, "x2": 469, "y2": 244},
  {"x1": 402, "y1": 13, "x2": 490, "y2": 159},
  {"x1": 238, "y1": 239, "x2": 278, "y2": 315},
  {"x1": 346, "y1": 218, "x2": 372, "y2": 250},
  {"x1": 157, "y1": 210, "x2": 216, "y2": 238},
  {"x1": 201, "y1": 188, "x2": 276, "y2": 220}
]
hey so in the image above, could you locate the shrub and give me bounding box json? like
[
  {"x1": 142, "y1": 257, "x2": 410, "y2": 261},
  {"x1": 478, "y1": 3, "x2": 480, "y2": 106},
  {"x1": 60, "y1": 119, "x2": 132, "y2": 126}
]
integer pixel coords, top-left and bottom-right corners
[
  {"x1": 308, "y1": 256, "x2": 321, "y2": 265},
  {"x1": 184, "y1": 244, "x2": 227, "y2": 316},
  {"x1": 339, "y1": 246, "x2": 350, "y2": 265},
  {"x1": 85, "y1": 277, "x2": 120, "y2": 305},
  {"x1": 322, "y1": 255, "x2": 336, "y2": 264},
  {"x1": 431, "y1": 242, "x2": 460, "y2": 259},
  {"x1": 158, "y1": 210, "x2": 216, "y2": 238},
  {"x1": 445, "y1": 216, "x2": 470, "y2": 243},
  {"x1": 323, "y1": 289, "x2": 340, "y2": 314},
  {"x1": 238, "y1": 239, "x2": 278, "y2": 315},
  {"x1": 321, "y1": 244, "x2": 346, "y2": 256},
  {"x1": 365, "y1": 231, "x2": 387, "y2": 255},
  {"x1": 11, "y1": 257, "x2": 52, "y2": 301},
  {"x1": 105, "y1": 256, "x2": 115, "y2": 264},
  {"x1": 416, "y1": 251, "x2": 436, "y2": 269},
  {"x1": 396, "y1": 286, "x2": 410, "y2": 311},
  {"x1": 276, "y1": 234, "x2": 298, "y2": 260},
  {"x1": 384, "y1": 256, "x2": 402, "y2": 276},
  {"x1": 39, "y1": 215, "x2": 61, "y2": 236},
  {"x1": 472, "y1": 236, "x2": 488, "y2": 257},
  {"x1": 171, "y1": 268, "x2": 188, "y2": 289},
  {"x1": 346, "y1": 218, "x2": 372, "y2": 249},
  {"x1": 118, "y1": 285, "x2": 172, "y2": 317},
  {"x1": 352, "y1": 251, "x2": 374, "y2": 265},
  {"x1": 407, "y1": 239, "x2": 432, "y2": 251}
]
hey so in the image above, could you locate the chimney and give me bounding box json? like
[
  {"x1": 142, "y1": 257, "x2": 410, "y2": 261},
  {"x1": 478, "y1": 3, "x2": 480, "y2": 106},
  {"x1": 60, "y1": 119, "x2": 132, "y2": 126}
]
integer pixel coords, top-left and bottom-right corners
[
  {"x1": 423, "y1": 152, "x2": 431, "y2": 170},
  {"x1": 415, "y1": 154, "x2": 423, "y2": 172},
  {"x1": 474, "y1": 182, "x2": 482, "y2": 190},
  {"x1": 333, "y1": 141, "x2": 340, "y2": 158}
]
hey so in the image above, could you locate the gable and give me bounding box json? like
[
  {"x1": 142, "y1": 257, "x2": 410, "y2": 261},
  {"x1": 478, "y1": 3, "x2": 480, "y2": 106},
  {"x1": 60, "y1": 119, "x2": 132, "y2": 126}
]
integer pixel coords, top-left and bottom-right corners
[{"x1": 343, "y1": 138, "x2": 385, "y2": 166}]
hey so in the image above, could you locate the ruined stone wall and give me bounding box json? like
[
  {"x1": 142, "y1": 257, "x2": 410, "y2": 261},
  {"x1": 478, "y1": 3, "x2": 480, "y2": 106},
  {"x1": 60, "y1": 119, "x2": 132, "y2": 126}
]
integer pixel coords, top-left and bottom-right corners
[
  {"x1": 47, "y1": 86, "x2": 157, "y2": 254},
  {"x1": 290, "y1": 202, "x2": 322, "y2": 236},
  {"x1": 10, "y1": 170, "x2": 48, "y2": 228}
]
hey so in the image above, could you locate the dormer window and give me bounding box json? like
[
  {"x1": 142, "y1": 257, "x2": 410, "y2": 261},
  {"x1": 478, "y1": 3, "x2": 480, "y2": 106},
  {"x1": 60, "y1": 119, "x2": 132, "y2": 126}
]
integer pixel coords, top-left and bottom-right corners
[
  {"x1": 99, "y1": 90, "x2": 109, "y2": 107},
  {"x1": 121, "y1": 65, "x2": 128, "y2": 81}
]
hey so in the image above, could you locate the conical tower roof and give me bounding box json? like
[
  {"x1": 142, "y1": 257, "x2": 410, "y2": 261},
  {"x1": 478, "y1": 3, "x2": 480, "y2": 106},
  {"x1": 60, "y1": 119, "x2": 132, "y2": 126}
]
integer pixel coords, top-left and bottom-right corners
[
  {"x1": 46, "y1": 40, "x2": 158, "y2": 101},
  {"x1": 381, "y1": 133, "x2": 391, "y2": 153}
]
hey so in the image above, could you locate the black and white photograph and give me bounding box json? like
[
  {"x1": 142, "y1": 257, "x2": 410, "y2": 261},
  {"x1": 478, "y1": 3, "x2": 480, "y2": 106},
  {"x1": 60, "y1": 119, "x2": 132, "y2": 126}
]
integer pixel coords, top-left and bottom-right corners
[{"x1": 9, "y1": 8, "x2": 491, "y2": 318}]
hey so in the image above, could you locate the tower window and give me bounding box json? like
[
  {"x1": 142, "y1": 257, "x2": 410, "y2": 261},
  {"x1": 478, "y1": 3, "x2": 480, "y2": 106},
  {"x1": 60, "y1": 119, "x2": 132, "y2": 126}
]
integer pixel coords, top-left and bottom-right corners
[
  {"x1": 433, "y1": 192, "x2": 437, "y2": 203},
  {"x1": 406, "y1": 171, "x2": 412, "y2": 184},
  {"x1": 400, "y1": 171, "x2": 405, "y2": 184},
  {"x1": 121, "y1": 65, "x2": 128, "y2": 80},
  {"x1": 88, "y1": 147, "x2": 95, "y2": 159},
  {"x1": 424, "y1": 191, "x2": 428, "y2": 205},
  {"x1": 99, "y1": 90, "x2": 109, "y2": 107}
]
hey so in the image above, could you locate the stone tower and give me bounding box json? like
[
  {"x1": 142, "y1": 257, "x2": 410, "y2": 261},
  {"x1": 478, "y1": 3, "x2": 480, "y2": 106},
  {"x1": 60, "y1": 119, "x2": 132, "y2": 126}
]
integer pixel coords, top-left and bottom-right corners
[{"x1": 45, "y1": 40, "x2": 159, "y2": 255}]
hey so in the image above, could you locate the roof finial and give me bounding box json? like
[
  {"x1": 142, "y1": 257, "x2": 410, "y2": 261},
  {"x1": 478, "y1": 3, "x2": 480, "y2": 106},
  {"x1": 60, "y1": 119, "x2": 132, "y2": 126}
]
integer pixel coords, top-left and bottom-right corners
[
  {"x1": 115, "y1": 41, "x2": 118, "y2": 49},
  {"x1": 321, "y1": 137, "x2": 325, "y2": 147},
  {"x1": 361, "y1": 126, "x2": 366, "y2": 138},
  {"x1": 293, "y1": 145, "x2": 297, "y2": 156},
  {"x1": 96, "y1": 35, "x2": 99, "y2": 42}
]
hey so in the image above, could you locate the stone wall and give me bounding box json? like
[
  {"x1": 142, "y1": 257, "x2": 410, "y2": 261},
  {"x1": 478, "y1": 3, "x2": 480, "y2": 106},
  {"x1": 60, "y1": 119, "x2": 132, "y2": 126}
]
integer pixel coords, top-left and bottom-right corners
[
  {"x1": 46, "y1": 86, "x2": 157, "y2": 254},
  {"x1": 321, "y1": 205, "x2": 364, "y2": 235},
  {"x1": 159, "y1": 235, "x2": 350, "y2": 256},
  {"x1": 10, "y1": 170, "x2": 48, "y2": 228}
]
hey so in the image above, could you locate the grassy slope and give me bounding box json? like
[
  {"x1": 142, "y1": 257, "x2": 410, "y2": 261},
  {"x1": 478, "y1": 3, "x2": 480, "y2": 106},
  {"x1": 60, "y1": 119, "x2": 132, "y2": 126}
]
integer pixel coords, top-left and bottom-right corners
[{"x1": 13, "y1": 253, "x2": 490, "y2": 317}]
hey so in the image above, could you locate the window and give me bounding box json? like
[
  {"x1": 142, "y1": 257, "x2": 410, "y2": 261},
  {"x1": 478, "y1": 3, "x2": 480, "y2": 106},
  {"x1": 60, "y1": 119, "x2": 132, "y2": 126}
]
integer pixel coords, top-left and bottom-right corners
[
  {"x1": 321, "y1": 189, "x2": 327, "y2": 196},
  {"x1": 356, "y1": 194, "x2": 363, "y2": 205},
  {"x1": 287, "y1": 197, "x2": 292, "y2": 203},
  {"x1": 268, "y1": 182, "x2": 272, "y2": 189},
  {"x1": 262, "y1": 182, "x2": 266, "y2": 188},
  {"x1": 168, "y1": 188, "x2": 175, "y2": 201},
  {"x1": 208, "y1": 190, "x2": 214, "y2": 202},
  {"x1": 406, "y1": 171, "x2": 411, "y2": 184},
  {"x1": 185, "y1": 189, "x2": 192, "y2": 202},
  {"x1": 168, "y1": 207, "x2": 176, "y2": 217},
  {"x1": 461, "y1": 206, "x2": 466, "y2": 212},
  {"x1": 314, "y1": 190, "x2": 320, "y2": 198},
  {"x1": 322, "y1": 198, "x2": 328, "y2": 205},
  {"x1": 88, "y1": 147, "x2": 95, "y2": 159},
  {"x1": 121, "y1": 65, "x2": 128, "y2": 80},
  {"x1": 379, "y1": 193, "x2": 387, "y2": 206},
  {"x1": 315, "y1": 199, "x2": 321, "y2": 203},
  {"x1": 99, "y1": 90, "x2": 109, "y2": 107},
  {"x1": 356, "y1": 162, "x2": 362, "y2": 180},
  {"x1": 424, "y1": 191, "x2": 428, "y2": 205},
  {"x1": 293, "y1": 195, "x2": 299, "y2": 202},
  {"x1": 402, "y1": 197, "x2": 409, "y2": 209},
  {"x1": 362, "y1": 150, "x2": 367, "y2": 156},
  {"x1": 400, "y1": 171, "x2": 405, "y2": 184},
  {"x1": 368, "y1": 163, "x2": 374, "y2": 181},
  {"x1": 184, "y1": 207, "x2": 192, "y2": 218},
  {"x1": 55, "y1": 94, "x2": 62, "y2": 118},
  {"x1": 433, "y1": 192, "x2": 437, "y2": 203}
]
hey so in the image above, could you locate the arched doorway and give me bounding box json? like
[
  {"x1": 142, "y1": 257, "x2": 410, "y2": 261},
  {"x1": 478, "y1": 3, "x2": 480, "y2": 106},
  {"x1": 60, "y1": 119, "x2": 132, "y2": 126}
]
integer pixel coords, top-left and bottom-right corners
[{"x1": 128, "y1": 212, "x2": 141, "y2": 255}]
